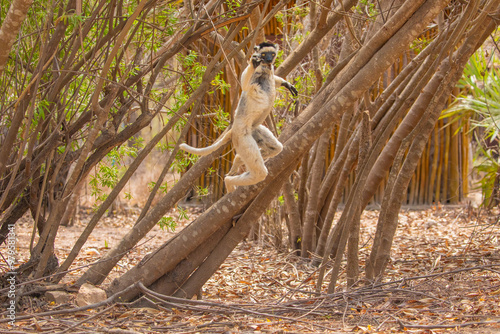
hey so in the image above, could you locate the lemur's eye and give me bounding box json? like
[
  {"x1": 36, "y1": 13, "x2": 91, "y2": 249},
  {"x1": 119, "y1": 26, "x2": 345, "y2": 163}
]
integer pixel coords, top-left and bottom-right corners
[{"x1": 261, "y1": 53, "x2": 266, "y2": 57}]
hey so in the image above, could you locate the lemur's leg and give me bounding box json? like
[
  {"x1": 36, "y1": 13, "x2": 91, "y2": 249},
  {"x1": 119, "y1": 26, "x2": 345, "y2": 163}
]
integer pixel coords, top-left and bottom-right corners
[
  {"x1": 252, "y1": 125, "x2": 283, "y2": 160},
  {"x1": 225, "y1": 126, "x2": 267, "y2": 193},
  {"x1": 228, "y1": 125, "x2": 282, "y2": 177},
  {"x1": 228, "y1": 154, "x2": 244, "y2": 176}
]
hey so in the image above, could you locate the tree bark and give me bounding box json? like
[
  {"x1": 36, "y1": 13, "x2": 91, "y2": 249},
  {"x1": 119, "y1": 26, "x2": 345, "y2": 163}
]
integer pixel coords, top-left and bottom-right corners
[
  {"x1": 0, "y1": 0, "x2": 33, "y2": 76},
  {"x1": 150, "y1": 222, "x2": 232, "y2": 297},
  {"x1": 282, "y1": 180, "x2": 302, "y2": 251},
  {"x1": 301, "y1": 129, "x2": 331, "y2": 257},
  {"x1": 346, "y1": 112, "x2": 371, "y2": 287}
]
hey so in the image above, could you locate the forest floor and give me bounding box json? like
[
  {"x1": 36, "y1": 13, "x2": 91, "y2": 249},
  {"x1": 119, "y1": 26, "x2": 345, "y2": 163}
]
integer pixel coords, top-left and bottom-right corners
[{"x1": 1, "y1": 205, "x2": 500, "y2": 333}]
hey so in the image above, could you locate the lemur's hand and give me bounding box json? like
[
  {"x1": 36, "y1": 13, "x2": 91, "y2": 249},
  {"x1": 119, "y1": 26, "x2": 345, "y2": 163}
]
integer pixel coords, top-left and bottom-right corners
[
  {"x1": 281, "y1": 81, "x2": 298, "y2": 97},
  {"x1": 251, "y1": 53, "x2": 262, "y2": 68}
]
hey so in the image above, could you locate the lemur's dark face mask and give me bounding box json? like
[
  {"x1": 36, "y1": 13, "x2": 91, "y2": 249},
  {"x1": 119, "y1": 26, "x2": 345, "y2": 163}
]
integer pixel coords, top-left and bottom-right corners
[{"x1": 261, "y1": 51, "x2": 276, "y2": 64}]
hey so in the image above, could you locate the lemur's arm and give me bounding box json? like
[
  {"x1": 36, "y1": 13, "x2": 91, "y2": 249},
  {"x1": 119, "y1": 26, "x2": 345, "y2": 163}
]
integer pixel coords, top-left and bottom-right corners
[
  {"x1": 274, "y1": 75, "x2": 298, "y2": 97},
  {"x1": 241, "y1": 52, "x2": 262, "y2": 91}
]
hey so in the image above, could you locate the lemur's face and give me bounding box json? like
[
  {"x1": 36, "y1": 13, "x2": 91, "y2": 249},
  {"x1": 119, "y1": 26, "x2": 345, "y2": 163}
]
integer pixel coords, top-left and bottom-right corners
[
  {"x1": 259, "y1": 48, "x2": 276, "y2": 64},
  {"x1": 255, "y1": 43, "x2": 278, "y2": 66}
]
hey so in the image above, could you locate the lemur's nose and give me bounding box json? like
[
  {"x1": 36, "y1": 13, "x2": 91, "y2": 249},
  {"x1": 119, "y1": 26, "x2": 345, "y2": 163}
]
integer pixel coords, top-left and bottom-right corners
[{"x1": 264, "y1": 54, "x2": 273, "y2": 63}]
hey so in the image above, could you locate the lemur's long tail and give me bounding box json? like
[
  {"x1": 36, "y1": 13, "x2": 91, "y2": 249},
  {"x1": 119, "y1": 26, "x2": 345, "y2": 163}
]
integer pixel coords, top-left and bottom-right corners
[{"x1": 179, "y1": 129, "x2": 232, "y2": 156}]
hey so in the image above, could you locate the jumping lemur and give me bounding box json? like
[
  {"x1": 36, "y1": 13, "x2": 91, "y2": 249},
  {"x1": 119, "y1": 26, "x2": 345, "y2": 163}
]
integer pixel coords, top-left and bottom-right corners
[{"x1": 180, "y1": 42, "x2": 298, "y2": 192}]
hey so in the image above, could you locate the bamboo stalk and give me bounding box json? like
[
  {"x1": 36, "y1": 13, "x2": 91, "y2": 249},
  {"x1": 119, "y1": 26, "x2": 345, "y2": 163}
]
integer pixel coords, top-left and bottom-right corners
[
  {"x1": 414, "y1": 154, "x2": 421, "y2": 205},
  {"x1": 463, "y1": 119, "x2": 469, "y2": 196},
  {"x1": 443, "y1": 122, "x2": 451, "y2": 203},
  {"x1": 409, "y1": 173, "x2": 415, "y2": 204},
  {"x1": 421, "y1": 133, "x2": 431, "y2": 204},
  {"x1": 449, "y1": 118, "x2": 460, "y2": 203},
  {"x1": 423, "y1": 136, "x2": 429, "y2": 204},
  {"x1": 435, "y1": 118, "x2": 445, "y2": 203},
  {"x1": 428, "y1": 125, "x2": 439, "y2": 203}
]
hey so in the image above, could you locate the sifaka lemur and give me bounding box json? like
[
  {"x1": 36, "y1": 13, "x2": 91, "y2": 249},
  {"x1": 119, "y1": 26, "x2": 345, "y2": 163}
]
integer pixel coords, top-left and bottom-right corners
[{"x1": 180, "y1": 42, "x2": 298, "y2": 192}]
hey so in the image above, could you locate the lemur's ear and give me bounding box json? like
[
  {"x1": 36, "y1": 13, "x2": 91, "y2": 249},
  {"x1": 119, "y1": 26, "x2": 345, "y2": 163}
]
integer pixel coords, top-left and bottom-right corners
[{"x1": 254, "y1": 45, "x2": 260, "y2": 52}]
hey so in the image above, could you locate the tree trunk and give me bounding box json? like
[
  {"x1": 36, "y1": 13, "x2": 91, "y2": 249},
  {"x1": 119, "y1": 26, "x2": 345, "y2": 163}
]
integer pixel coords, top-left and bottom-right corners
[
  {"x1": 346, "y1": 112, "x2": 371, "y2": 287},
  {"x1": 149, "y1": 222, "x2": 232, "y2": 297},
  {"x1": 282, "y1": 180, "x2": 301, "y2": 251},
  {"x1": 301, "y1": 129, "x2": 331, "y2": 257}
]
